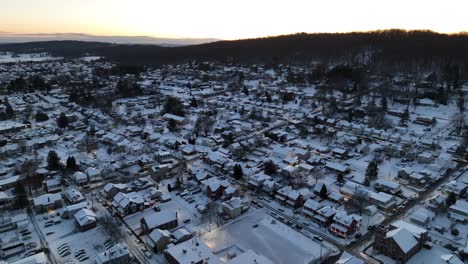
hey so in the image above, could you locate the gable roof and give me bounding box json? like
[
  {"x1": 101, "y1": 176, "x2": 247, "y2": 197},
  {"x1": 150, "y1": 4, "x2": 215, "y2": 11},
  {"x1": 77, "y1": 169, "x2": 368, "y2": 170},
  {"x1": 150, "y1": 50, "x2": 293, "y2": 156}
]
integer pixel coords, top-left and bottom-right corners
[{"x1": 387, "y1": 228, "x2": 418, "y2": 254}]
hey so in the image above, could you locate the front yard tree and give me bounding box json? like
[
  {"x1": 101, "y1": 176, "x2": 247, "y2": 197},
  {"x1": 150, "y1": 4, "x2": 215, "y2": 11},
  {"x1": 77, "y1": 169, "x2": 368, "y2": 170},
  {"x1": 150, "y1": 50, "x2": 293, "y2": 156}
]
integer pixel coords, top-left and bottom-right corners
[
  {"x1": 233, "y1": 164, "x2": 243, "y2": 180},
  {"x1": 366, "y1": 160, "x2": 379, "y2": 181},
  {"x1": 66, "y1": 156, "x2": 77, "y2": 171},
  {"x1": 57, "y1": 112, "x2": 68, "y2": 129},
  {"x1": 319, "y1": 184, "x2": 328, "y2": 199},
  {"x1": 47, "y1": 150, "x2": 61, "y2": 170},
  {"x1": 4, "y1": 97, "x2": 15, "y2": 119},
  {"x1": 14, "y1": 181, "x2": 28, "y2": 209},
  {"x1": 264, "y1": 160, "x2": 277, "y2": 175},
  {"x1": 445, "y1": 192, "x2": 457, "y2": 207},
  {"x1": 163, "y1": 96, "x2": 185, "y2": 117},
  {"x1": 337, "y1": 173, "x2": 345, "y2": 184}
]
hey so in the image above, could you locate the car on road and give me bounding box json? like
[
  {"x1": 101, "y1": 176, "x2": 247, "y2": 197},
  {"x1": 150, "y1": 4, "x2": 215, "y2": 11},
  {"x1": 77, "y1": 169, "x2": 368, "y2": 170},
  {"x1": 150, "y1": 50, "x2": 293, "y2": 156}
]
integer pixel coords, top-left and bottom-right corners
[
  {"x1": 313, "y1": 235, "x2": 323, "y2": 242},
  {"x1": 252, "y1": 224, "x2": 259, "y2": 228}
]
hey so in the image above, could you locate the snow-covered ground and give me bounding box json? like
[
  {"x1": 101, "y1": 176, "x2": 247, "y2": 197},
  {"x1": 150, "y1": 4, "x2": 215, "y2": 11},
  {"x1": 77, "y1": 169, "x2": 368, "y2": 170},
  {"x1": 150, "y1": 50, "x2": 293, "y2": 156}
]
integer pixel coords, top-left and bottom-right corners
[
  {"x1": 202, "y1": 211, "x2": 334, "y2": 264},
  {"x1": 0, "y1": 52, "x2": 61, "y2": 63}
]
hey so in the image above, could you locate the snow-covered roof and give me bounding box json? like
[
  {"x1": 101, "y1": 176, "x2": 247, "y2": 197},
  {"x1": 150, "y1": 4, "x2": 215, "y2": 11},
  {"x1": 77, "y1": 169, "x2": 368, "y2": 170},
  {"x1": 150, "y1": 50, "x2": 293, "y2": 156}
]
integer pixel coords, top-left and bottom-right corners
[
  {"x1": 228, "y1": 249, "x2": 274, "y2": 264},
  {"x1": 143, "y1": 211, "x2": 178, "y2": 230},
  {"x1": 95, "y1": 243, "x2": 129, "y2": 264},
  {"x1": 74, "y1": 208, "x2": 97, "y2": 227},
  {"x1": 165, "y1": 238, "x2": 222, "y2": 264},
  {"x1": 386, "y1": 227, "x2": 418, "y2": 254}
]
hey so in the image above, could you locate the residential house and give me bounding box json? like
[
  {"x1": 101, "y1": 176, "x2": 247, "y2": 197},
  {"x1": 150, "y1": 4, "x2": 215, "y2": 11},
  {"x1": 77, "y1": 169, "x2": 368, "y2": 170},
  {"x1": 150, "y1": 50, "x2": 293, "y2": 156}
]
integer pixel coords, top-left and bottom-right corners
[
  {"x1": 74, "y1": 208, "x2": 97, "y2": 232},
  {"x1": 449, "y1": 200, "x2": 468, "y2": 223},
  {"x1": 314, "y1": 206, "x2": 337, "y2": 226},
  {"x1": 112, "y1": 192, "x2": 144, "y2": 216},
  {"x1": 373, "y1": 221, "x2": 429, "y2": 263},
  {"x1": 73, "y1": 171, "x2": 88, "y2": 185},
  {"x1": 329, "y1": 212, "x2": 358, "y2": 238},
  {"x1": 33, "y1": 193, "x2": 63, "y2": 213},
  {"x1": 65, "y1": 188, "x2": 85, "y2": 204},
  {"x1": 95, "y1": 243, "x2": 130, "y2": 264},
  {"x1": 141, "y1": 211, "x2": 178, "y2": 234},
  {"x1": 146, "y1": 229, "x2": 172, "y2": 252},
  {"x1": 221, "y1": 197, "x2": 251, "y2": 219}
]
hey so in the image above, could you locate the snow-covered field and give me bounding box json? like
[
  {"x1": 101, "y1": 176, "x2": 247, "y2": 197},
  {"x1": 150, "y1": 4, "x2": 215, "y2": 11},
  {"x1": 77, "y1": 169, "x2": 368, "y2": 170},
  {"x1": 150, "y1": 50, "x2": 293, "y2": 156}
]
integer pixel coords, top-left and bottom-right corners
[{"x1": 0, "y1": 52, "x2": 61, "y2": 63}]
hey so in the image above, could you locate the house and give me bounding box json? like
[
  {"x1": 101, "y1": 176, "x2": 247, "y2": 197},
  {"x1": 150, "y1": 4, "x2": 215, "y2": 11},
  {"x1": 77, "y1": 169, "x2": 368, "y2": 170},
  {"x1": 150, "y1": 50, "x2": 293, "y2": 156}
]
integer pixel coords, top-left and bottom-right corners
[
  {"x1": 44, "y1": 178, "x2": 61, "y2": 193},
  {"x1": 146, "y1": 229, "x2": 172, "y2": 252},
  {"x1": 332, "y1": 148, "x2": 348, "y2": 160},
  {"x1": 86, "y1": 167, "x2": 102, "y2": 182},
  {"x1": 65, "y1": 188, "x2": 85, "y2": 204},
  {"x1": 335, "y1": 251, "x2": 365, "y2": 264},
  {"x1": 325, "y1": 162, "x2": 349, "y2": 174},
  {"x1": 314, "y1": 206, "x2": 337, "y2": 226},
  {"x1": 103, "y1": 183, "x2": 128, "y2": 199},
  {"x1": 275, "y1": 186, "x2": 292, "y2": 203},
  {"x1": 369, "y1": 191, "x2": 396, "y2": 211},
  {"x1": 425, "y1": 194, "x2": 445, "y2": 211},
  {"x1": 410, "y1": 208, "x2": 433, "y2": 227},
  {"x1": 95, "y1": 243, "x2": 130, "y2": 264},
  {"x1": 329, "y1": 211, "x2": 358, "y2": 238},
  {"x1": 164, "y1": 237, "x2": 223, "y2": 264},
  {"x1": 443, "y1": 181, "x2": 467, "y2": 198},
  {"x1": 221, "y1": 197, "x2": 251, "y2": 219},
  {"x1": 201, "y1": 178, "x2": 226, "y2": 199},
  {"x1": 302, "y1": 198, "x2": 323, "y2": 219},
  {"x1": 172, "y1": 228, "x2": 193, "y2": 243},
  {"x1": 373, "y1": 221, "x2": 429, "y2": 263},
  {"x1": 63, "y1": 202, "x2": 88, "y2": 218},
  {"x1": 112, "y1": 192, "x2": 144, "y2": 216},
  {"x1": 374, "y1": 179, "x2": 401, "y2": 194},
  {"x1": 141, "y1": 211, "x2": 178, "y2": 234},
  {"x1": 74, "y1": 208, "x2": 97, "y2": 231},
  {"x1": 73, "y1": 171, "x2": 88, "y2": 185},
  {"x1": 163, "y1": 113, "x2": 187, "y2": 124},
  {"x1": 33, "y1": 193, "x2": 63, "y2": 213},
  {"x1": 449, "y1": 200, "x2": 468, "y2": 223}
]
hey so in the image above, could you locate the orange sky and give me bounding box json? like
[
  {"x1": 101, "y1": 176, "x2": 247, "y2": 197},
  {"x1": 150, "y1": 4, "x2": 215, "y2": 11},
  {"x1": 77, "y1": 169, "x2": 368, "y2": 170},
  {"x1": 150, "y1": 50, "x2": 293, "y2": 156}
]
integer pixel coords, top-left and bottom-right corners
[{"x1": 1, "y1": 0, "x2": 467, "y2": 40}]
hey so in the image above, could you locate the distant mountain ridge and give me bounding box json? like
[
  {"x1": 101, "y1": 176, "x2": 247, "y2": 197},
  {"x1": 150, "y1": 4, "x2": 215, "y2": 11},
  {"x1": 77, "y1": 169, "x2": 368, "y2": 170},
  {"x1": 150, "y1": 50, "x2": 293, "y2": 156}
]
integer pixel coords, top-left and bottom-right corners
[
  {"x1": 1, "y1": 30, "x2": 468, "y2": 72},
  {"x1": 0, "y1": 32, "x2": 219, "y2": 46}
]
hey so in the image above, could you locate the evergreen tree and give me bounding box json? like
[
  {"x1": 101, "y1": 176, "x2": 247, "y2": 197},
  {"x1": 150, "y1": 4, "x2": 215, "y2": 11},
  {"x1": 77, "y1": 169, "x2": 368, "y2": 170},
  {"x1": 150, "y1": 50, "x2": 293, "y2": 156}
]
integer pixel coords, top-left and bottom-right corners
[
  {"x1": 381, "y1": 96, "x2": 388, "y2": 112},
  {"x1": 35, "y1": 112, "x2": 49, "y2": 122},
  {"x1": 190, "y1": 97, "x2": 198, "y2": 107},
  {"x1": 445, "y1": 192, "x2": 457, "y2": 207},
  {"x1": 47, "y1": 150, "x2": 61, "y2": 170},
  {"x1": 57, "y1": 112, "x2": 68, "y2": 129},
  {"x1": 243, "y1": 86, "x2": 249, "y2": 95},
  {"x1": 337, "y1": 173, "x2": 344, "y2": 184},
  {"x1": 264, "y1": 160, "x2": 277, "y2": 175},
  {"x1": 14, "y1": 181, "x2": 28, "y2": 209},
  {"x1": 163, "y1": 96, "x2": 185, "y2": 116},
  {"x1": 66, "y1": 156, "x2": 77, "y2": 171},
  {"x1": 4, "y1": 97, "x2": 14, "y2": 118},
  {"x1": 167, "y1": 119, "x2": 178, "y2": 132},
  {"x1": 233, "y1": 164, "x2": 243, "y2": 180},
  {"x1": 365, "y1": 160, "x2": 379, "y2": 181},
  {"x1": 319, "y1": 184, "x2": 328, "y2": 199}
]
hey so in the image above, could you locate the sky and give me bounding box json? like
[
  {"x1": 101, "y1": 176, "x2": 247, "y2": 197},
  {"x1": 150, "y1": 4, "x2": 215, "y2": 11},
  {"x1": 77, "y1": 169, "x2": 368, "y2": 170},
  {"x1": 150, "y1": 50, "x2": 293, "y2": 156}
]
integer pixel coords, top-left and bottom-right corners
[{"x1": 1, "y1": 0, "x2": 467, "y2": 40}]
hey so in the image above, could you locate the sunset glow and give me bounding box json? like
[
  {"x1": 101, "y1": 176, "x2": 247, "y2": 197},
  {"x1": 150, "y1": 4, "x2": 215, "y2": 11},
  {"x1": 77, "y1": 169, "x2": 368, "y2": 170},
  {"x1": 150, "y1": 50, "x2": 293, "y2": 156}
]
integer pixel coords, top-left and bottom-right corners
[{"x1": 1, "y1": 0, "x2": 467, "y2": 40}]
